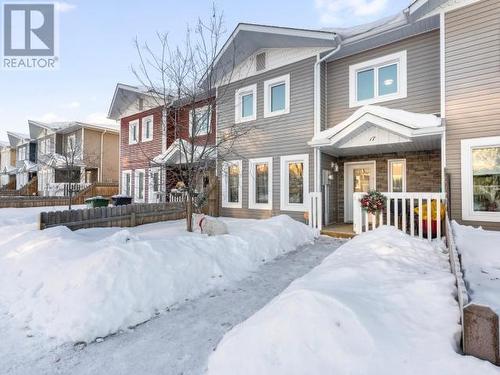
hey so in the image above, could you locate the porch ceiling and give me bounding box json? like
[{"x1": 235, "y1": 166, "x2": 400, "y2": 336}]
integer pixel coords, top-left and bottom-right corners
[{"x1": 309, "y1": 105, "x2": 443, "y2": 157}]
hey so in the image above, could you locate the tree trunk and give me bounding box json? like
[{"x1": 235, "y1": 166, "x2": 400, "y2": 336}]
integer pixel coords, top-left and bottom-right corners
[
  {"x1": 69, "y1": 189, "x2": 73, "y2": 211},
  {"x1": 186, "y1": 193, "x2": 193, "y2": 232}
]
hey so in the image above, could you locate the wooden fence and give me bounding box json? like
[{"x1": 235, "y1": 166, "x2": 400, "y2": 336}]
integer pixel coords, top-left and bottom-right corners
[
  {"x1": 39, "y1": 202, "x2": 186, "y2": 231},
  {"x1": 0, "y1": 196, "x2": 71, "y2": 208}
]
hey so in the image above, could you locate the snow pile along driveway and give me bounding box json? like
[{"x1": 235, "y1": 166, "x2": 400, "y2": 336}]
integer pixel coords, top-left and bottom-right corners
[
  {"x1": 0, "y1": 214, "x2": 316, "y2": 343},
  {"x1": 452, "y1": 221, "x2": 500, "y2": 314},
  {"x1": 208, "y1": 227, "x2": 497, "y2": 375}
]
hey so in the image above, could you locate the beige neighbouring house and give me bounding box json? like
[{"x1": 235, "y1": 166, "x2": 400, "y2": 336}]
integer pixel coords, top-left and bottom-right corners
[
  {"x1": 212, "y1": 0, "x2": 500, "y2": 234},
  {"x1": 0, "y1": 141, "x2": 16, "y2": 189},
  {"x1": 28, "y1": 120, "x2": 120, "y2": 197}
]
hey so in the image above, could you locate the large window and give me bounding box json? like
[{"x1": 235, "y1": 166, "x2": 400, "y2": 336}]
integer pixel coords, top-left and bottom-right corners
[
  {"x1": 280, "y1": 154, "x2": 309, "y2": 211},
  {"x1": 235, "y1": 84, "x2": 257, "y2": 123},
  {"x1": 142, "y1": 115, "x2": 154, "y2": 142},
  {"x1": 222, "y1": 160, "x2": 242, "y2": 208},
  {"x1": 122, "y1": 170, "x2": 132, "y2": 196},
  {"x1": 249, "y1": 157, "x2": 272, "y2": 210},
  {"x1": 129, "y1": 120, "x2": 139, "y2": 144},
  {"x1": 388, "y1": 159, "x2": 406, "y2": 192},
  {"x1": 134, "y1": 169, "x2": 145, "y2": 203},
  {"x1": 349, "y1": 51, "x2": 407, "y2": 107},
  {"x1": 148, "y1": 167, "x2": 161, "y2": 203},
  {"x1": 461, "y1": 137, "x2": 500, "y2": 222},
  {"x1": 264, "y1": 74, "x2": 290, "y2": 118},
  {"x1": 189, "y1": 106, "x2": 211, "y2": 137}
]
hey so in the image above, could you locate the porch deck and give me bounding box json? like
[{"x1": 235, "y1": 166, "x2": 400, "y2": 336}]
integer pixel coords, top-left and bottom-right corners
[{"x1": 321, "y1": 223, "x2": 355, "y2": 239}]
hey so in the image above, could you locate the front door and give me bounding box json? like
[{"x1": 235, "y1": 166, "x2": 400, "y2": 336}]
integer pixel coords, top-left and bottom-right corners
[{"x1": 344, "y1": 162, "x2": 376, "y2": 222}]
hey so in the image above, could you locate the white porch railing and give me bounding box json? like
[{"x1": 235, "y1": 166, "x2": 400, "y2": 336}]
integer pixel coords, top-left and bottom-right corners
[
  {"x1": 353, "y1": 192, "x2": 446, "y2": 240},
  {"x1": 308, "y1": 192, "x2": 322, "y2": 230}
]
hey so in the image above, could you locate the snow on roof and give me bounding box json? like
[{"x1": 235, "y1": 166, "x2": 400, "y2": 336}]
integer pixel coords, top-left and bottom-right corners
[
  {"x1": 0, "y1": 140, "x2": 9, "y2": 148},
  {"x1": 153, "y1": 139, "x2": 215, "y2": 165},
  {"x1": 7, "y1": 131, "x2": 30, "y2": 140}
]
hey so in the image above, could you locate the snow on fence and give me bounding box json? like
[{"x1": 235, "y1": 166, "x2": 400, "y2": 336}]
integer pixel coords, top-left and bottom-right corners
[
  {"x1": 353, "y1": 192, "x2": 446, "y2": 240},
  {"x1": 39, "y1": 202, "x2": 186, "y2": 231}
]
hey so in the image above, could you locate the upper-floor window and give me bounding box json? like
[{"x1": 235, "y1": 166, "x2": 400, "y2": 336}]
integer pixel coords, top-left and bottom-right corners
[
  {"x1": 66, "y1": 134, "x2": 77, "y2": 153},
  {"x1": 129, "y1": 120, "x2": 139, "y2": 144},
  {"x1": 142, "y1": 115, "x2": 154, "y2": 142},
  {"x1": 349, "y1": 51, "x2": 407, "y2": 108},
  {"x1": 264, "y1": 74, "x2": 290, "y2": 118},
  {"x1": 388, "y1": 159, "x2": 406, "y2": 192},
  {"x1": 189, "y1": 106, "x2": 211, "y2": 137},
  {"x1": 17, "y1": 145, "x2": 27, "y2": 161},
  {"x1": 235, "y1": 84, "x2": 257, "y2": 123}
]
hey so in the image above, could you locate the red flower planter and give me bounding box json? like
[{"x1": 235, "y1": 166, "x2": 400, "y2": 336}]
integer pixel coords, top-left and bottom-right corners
[{"x1": 422, "y1": 219, "x2": 438, "y2": 238}]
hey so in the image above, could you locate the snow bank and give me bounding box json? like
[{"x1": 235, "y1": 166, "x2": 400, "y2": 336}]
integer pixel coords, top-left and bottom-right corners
[
  {"x1": 452, "y1": 221, "x2": 500, "y2": 314},
  {"x1": 0, "y1": 213, "x2": 316, "y2": 343},
  {"x1": 208, "y1": 227, "x2": 497, "y2": 375}
]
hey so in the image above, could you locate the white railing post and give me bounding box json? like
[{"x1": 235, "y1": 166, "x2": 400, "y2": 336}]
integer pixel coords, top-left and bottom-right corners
[
  {"x1": 308, "y1": 192, "x2": 322, "y2": 230},
  {"x1": 353, "y1": 192, "x2": 363, "y2": 234}
]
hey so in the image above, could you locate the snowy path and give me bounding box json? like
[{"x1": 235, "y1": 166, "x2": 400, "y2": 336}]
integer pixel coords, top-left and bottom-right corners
[{"x1": 2, "y1": 236, "x2": 343, "y2": 375}]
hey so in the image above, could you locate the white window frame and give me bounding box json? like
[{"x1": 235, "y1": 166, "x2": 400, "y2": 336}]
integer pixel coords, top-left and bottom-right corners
[
  {"x1": 248, "y1": 157, "x2": 273, "y2": 210},
  {"x1": 122, "y1": 170, "x2": 132, "y2": 196},
  {"x1": 129, "y1": 120, "x2": 139, "y2": 144},
  {"x1": 148, "y1": 167, "x2": 161, "y2": 203},
  {"x1": 280, "y1": 153, "x2": 309, "y2": 212},
  {"x1": 189, "y1": 105, "x2": 211, "y2": 137},
  {"x1": 461, "y1": 136, "x2": 500, "y2": 222},
  {"x1": 235, "y1": 84, "x2": 257, "y2": 123},
  {"x1": 134, "y1": 169, "x2": 145, "y2": 203},
  {"x1": 349, "y1": 50, "x2": 407, "y2": 108},
  {"x1": 221, "y1": 160, "x2": 243, "y2": 208},
  {"x1": 264, "y1": 74, "x2": 290, "y2": 118},
  {"x1": 142, "y1": 115, "x2": 154, "y2": 142},
  {"x1": 388, "y1": 159, "x2": 407, "y2": 192}
]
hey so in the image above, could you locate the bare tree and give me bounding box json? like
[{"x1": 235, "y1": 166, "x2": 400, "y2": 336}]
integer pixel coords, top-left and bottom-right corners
[{"x1": 131, "y1": 4, "x2": 255, "y2": 231}]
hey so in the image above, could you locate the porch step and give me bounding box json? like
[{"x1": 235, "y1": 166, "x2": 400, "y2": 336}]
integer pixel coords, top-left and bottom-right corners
[{"x1": 320, "y1": 229, "x2": 356, "y2": 239}]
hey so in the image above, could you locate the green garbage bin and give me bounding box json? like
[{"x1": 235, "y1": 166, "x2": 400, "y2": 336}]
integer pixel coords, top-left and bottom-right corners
[{"x1": 85, "y1": 196, "x2": 110, "y2": 208}]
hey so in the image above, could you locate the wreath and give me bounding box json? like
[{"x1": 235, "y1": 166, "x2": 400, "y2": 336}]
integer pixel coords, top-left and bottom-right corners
[{"x1": 360, "y1": 191, "x2": 386, "y2": 215}]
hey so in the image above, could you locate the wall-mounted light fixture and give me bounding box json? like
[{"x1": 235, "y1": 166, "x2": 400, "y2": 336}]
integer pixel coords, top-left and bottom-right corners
[{"x1": 331, "y1": 161, "x2": 339, "y2": 173}]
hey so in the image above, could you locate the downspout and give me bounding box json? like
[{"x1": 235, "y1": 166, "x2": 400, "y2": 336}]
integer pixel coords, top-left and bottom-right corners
[
  {"x1": 313, "y1": 34, "x2": 342, "y2": 194},
  {"x1": 100, "y1": 130, "x2": 107, "y2": 182}
]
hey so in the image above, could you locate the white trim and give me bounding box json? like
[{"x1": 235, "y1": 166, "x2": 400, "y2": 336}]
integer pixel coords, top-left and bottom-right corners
[
  {"x1": 189, "y1": 105, "x2": 211, "y2": 137},
  {"x1": 349, "y1": 51, "x2": 407, "y2": 108},
  {"x1": 280, "y1": 154, "x2": 309, "y2": 212},
  {"x1": 461, "y1": 136, "x2": 500, "y2": 222},
  {"x1": 248, "y1": 157, "x2": 273, "y2": 210},
  {"x1": 388, "y1": 159, "x2": 407, "y2": 192},
  {"x1": 439, "y1": 12, "x2": 446, "y2": 193},
  {"x1": 142, "y1": 115, "x2": 154, "y2": 142},
  {"x1": 264, "y1": 74, "x2": 290, "y2": 118},
  {"x1": 121, "y1": 170, "x2": 132, "y2": 196},
  {"x1": 235, "y1": 84, "x2": 257, "y2": 123},
  {"x1": 134, "y1": 169, "x2": 146, "y2": 203},
  {"x1": 344, "y1": 161, "x2": 376, "y2": 223},
  {"x1": 128, "y1": 120, "x2": 139, "y2": 145},
  {"x1": 221, "y1": 160, "x2": 243, "y2": 209}
]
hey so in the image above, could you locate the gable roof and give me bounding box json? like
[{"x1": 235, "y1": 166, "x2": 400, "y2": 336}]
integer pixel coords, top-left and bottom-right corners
[
  {"x1": 29, "y1": 120, "x2": 118, "y2": 138},
  {"x1": 107, "y1": 83, "x2": 165, "y2": 121},
  {"x1": 7, "y1": 131, "x2": 31, "y2": 147}
]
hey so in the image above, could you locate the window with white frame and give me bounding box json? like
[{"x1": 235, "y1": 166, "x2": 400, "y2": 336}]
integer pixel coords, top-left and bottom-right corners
[
  {"x1": 142, "y1": 115, "x2": 154, "y2": 142},
  {"x1": 388, "y1": 159, "x2": 406, "y2": 192},
  {"x1": 461, "y1": 136, "x2": 500, "y2": 222},
  {"x1": 66, "y1": 134, "x2": 77, "y2": 153},
  {"x1": 222, "y1": 160, "x2": 242, "y2": 208},
  {"x1": 349, "y1": 51, "x2": 407, "y2": 108},
  {"x1": 134, "y1": 169, "x2": 145, "y2": 202},
  {"x1": 189, "y1": 106, "x2": 211, "y2": 137},
  {"x1": 148, "y1": 167, "x2": 161, "y2": 203},
  {"x1": 235, "y1": 84, "x2": 257, "y2": 123},
  {"x1": 264, "y1": 74, "x2": 290, "y2": 118},
  {"x1": 248, "y1": 157, "x2": 272, "y2": 209},
  {"x1": 129, "y1": 120, "x2": 139, "y2": 144},
  {"x1": 280, "y1": 154, "x2": 309, "y2": 211},
  {"x1": 122, "y1": 170, "x2": 132, "y2": 196}
]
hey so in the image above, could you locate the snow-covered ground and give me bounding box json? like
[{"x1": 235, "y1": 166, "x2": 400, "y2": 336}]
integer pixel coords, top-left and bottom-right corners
[
  {"x1": 452, "y1": 221, "x2": 500, "y2": 315},
  {"x1": 0, "y1": 206, "x2": 340, "y2": 375},
  {"x1": 208, "y1": 227, "x2": 498, "y2": 375}
]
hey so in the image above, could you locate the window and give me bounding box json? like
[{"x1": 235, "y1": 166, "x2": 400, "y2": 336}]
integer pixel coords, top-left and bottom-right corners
[
  {"x1": 222, "y1": 160, "x2": 242, "y2": 208},
  {"x1": 142, "y1": 115, "x2": 154, "y2": 142},
  {"x1": 129, "y1": 120, "x2": 139, "y2": 144},
  {"x1": 249, "y1": 157, "x2": 272, "y2": 210},
  {"x1": 235, "y1": 84, "x2": 257, "y2": 123},
  {"x1": 122, "y1": 170, "x2": 132, "y2": 196},
  {"x1": 264, "y1": 74, "x2": 290, "y2": 118},
  {"x1": 148, "y1": 167, "x2": 161, "y2": 203},
  {"x1": 461, "y1": 137, "x2": 500, "y2": 222},
  {"x1": 349, "y1": 51, "x2": 407, "y2": 107},
  {"x1": 189, "y1": 106, "x2": 211, "y2": 137},
  {"x1": 388, "y1": 159, "x2": 406, "y2": 192},
  {"x1": 66, "y1": 134, "x2": 76, "y2": 153},
  {"x1": 134, "y1": 169, "x2": 145, "y2": 202},
  {"x1": 280, "y1": 154, "x2": 309, "y2": 211}
]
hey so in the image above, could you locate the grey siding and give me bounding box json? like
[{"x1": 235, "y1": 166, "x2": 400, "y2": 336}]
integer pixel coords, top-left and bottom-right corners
[
  {"x1": 445, "y1": 0, "x2": 500, "y2": 230},
  {"x1": 326, "y1": 30, "x2": 441, "y2": 127},
  {"x1": 217, "y1": 57, "x2": 316, "y2": 221}
]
